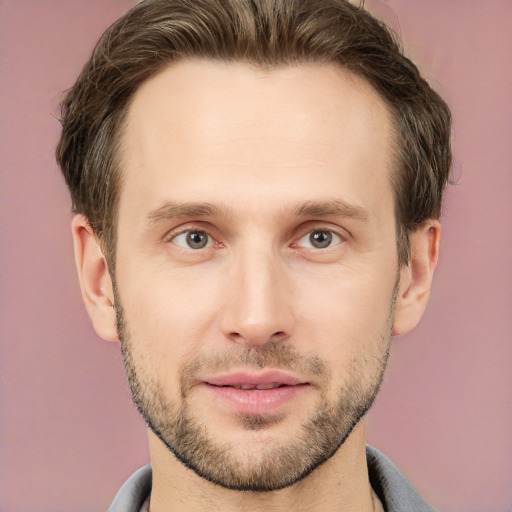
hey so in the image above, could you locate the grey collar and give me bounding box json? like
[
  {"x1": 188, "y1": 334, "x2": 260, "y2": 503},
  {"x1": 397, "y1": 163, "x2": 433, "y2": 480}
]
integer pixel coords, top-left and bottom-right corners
[{"x1": 109, "y1": 446, "x2": 436, "y2": 512}]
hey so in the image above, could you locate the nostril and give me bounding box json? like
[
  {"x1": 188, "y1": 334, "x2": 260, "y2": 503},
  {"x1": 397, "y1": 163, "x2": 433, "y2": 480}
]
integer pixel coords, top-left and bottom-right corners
[{"x1": 226, "y1": 330, "x2": 289, "y2": 346}]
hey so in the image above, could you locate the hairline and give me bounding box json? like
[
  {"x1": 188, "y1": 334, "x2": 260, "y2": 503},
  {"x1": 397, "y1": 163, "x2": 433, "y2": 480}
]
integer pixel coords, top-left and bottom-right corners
[{"x1": 104, "y1": 57, "x2": 413, "y2": 271}]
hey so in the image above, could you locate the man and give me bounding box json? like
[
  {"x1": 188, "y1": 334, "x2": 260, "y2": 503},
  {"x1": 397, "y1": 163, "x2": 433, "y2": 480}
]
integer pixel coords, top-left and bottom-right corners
[{"x1": 56, "y1": 0, "x2": 451, "y2": 510}]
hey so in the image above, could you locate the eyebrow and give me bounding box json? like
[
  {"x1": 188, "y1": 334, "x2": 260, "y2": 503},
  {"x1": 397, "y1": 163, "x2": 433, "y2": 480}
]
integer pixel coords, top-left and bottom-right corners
[
  {"x1": 146, "y1": 202, "x2": 229, "y2": 224},
  {"x1": 291, "y1": 200, "x2": 369, "y2": 222},
  {"x1": 145, "y1": 198, "x2": 369, "y2": 225}
]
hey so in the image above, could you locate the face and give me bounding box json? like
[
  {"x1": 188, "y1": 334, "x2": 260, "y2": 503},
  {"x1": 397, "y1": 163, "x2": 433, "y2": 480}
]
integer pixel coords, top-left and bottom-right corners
[{"x1": 114, "y1": 60, "x2": 400, "y2": 491}]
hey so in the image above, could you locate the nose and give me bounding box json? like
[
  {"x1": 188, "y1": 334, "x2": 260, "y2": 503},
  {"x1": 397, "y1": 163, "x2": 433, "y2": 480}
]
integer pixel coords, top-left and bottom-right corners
[{"x1": 219, "y1": 244, "x2": 294, "y2": 347}]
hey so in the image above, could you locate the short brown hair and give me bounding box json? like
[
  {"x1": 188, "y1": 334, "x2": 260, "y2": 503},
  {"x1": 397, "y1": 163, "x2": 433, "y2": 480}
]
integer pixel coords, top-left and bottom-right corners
[{"x1": 56, "y1": 0, "x2": 452, "y2": 267}]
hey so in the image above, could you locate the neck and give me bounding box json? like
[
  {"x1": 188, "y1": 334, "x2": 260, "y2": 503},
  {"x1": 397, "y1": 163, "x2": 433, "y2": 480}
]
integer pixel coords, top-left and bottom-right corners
[{"x1": 147, "y1": 421, "x2": 375, "y2": 512}]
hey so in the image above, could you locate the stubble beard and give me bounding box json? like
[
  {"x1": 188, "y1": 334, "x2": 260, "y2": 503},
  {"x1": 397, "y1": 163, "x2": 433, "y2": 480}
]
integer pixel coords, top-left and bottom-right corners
[{"x1": 114, "y1": 286, "x2": 395, "y2": 492}]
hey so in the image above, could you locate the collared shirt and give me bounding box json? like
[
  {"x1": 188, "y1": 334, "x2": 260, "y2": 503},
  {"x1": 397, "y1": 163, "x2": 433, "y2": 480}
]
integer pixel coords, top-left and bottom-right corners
[{"x1": 109, "y1": 446, "x2": 436, "y2": 512}]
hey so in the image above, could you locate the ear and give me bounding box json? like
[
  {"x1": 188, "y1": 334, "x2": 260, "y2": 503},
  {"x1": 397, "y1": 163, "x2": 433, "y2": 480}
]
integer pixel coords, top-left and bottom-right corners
[
  {"x1": 392, "y1": 220, "x2": 441, "y2": 336},
  {"x1": 71, "y1": 214, "x2": 118, "y2": 342}
]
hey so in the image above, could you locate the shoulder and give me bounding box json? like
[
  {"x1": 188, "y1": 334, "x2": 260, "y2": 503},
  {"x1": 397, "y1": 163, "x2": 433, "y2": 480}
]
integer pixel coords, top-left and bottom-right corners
[
  {"x1": 367, "y1": 446, "x2": 436, "y2": 512},
  {"x1": 108, "y1": 465, "x2": 152, "y2": 512}
]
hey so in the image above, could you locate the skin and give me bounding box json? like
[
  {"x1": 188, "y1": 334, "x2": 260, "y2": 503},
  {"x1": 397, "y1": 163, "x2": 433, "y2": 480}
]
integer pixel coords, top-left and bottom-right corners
[{"x1": 72, "y1": 60, "x2": 440, "y2": 511}]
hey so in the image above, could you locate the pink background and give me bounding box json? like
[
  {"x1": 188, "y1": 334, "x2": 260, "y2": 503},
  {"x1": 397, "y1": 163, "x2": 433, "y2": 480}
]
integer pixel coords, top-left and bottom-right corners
[{"x1": 1, "y1": 1, "x2": 511, "y2": 510}]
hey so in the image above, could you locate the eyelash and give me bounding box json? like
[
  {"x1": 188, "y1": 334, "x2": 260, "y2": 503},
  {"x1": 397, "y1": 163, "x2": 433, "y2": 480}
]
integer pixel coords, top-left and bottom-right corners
[
  {"x1": 167, "y1": 225, "x2": 345, "y2": 252},
  {"x1": 171, "y1": 229, "x2": 216, "y2": 250},
  {"x1": 293, "y1": 229, "x2": 344, "y2": 250}
]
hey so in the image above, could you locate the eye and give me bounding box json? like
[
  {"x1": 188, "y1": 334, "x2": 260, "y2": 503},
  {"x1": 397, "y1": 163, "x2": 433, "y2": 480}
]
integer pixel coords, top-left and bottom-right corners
[
  {"x1": 172, "y1": 230, "x2": 213, "y2": 249},
  {"x1": 296, "y1": 229, "x2": 343, "y2": 249}
]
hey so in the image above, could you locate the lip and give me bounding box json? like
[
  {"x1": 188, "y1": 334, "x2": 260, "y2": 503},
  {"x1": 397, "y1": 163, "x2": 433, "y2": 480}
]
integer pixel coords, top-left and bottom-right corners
[
  {"x1": 205, "y1": 371, "x2": 305, "y2": 388},
  {"x1": 202, "y1": 371, "x2": 309, "y2": 415}
]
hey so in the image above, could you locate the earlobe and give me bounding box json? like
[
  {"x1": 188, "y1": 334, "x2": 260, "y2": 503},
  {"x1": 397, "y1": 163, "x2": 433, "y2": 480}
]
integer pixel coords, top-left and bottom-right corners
[
  {"x1": 392, "y1": 220, "x2": 441, "y2": 336},
  {"x1": 71, "y1": 214, "x2": 119, "y2": 342}
]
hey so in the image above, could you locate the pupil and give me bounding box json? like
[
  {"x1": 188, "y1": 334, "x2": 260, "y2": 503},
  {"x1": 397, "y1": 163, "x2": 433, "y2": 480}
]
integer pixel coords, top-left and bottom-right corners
[
  {"x1": 187, "y1": 231, "x2": 208, "y2": 249},
  {"x1": 310, "y1": 230, "x2": 332, "y2": 248}
]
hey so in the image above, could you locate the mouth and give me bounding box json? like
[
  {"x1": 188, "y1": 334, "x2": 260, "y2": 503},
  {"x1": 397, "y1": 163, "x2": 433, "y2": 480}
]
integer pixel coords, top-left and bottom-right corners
[
  {"x1": 218, "y1": 382, "x2": 289, "y2": 390},
  {"x1": 201, "y1": 371, "x2": 310, "y2": 415},
  {"x1": 205, "y1": 370, "x2": 306, "y2": 387}
]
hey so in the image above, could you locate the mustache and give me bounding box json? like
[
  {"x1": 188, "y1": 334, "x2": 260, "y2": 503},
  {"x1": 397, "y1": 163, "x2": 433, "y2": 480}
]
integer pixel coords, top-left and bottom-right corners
[{"x1": 180, "y1": 342, "x2": 329, "y2": 389}]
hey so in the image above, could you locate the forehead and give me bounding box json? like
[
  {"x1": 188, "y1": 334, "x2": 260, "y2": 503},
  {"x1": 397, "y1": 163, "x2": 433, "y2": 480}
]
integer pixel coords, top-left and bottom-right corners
[{"x1": 118, "y1": 59, "x2": 395, "y2": 223}]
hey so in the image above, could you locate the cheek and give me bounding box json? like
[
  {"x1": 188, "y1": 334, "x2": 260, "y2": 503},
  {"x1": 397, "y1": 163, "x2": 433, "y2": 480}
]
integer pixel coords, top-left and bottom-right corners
[
  {"x1": 117, "y1": 263, "x2": 224, "y2": 366},
  {"x1": 293, "y1": 267, "x2": 395, "y2": 359}
]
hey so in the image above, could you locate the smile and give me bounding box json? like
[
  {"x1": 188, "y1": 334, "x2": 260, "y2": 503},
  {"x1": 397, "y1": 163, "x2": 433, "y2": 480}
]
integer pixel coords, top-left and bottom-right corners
[
  {"x1": 224, "y1": 383, "x2": 285, "y2": 390},
  {"x1": 202, "y1": 371, "x2": 310, "y2": 415}
]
